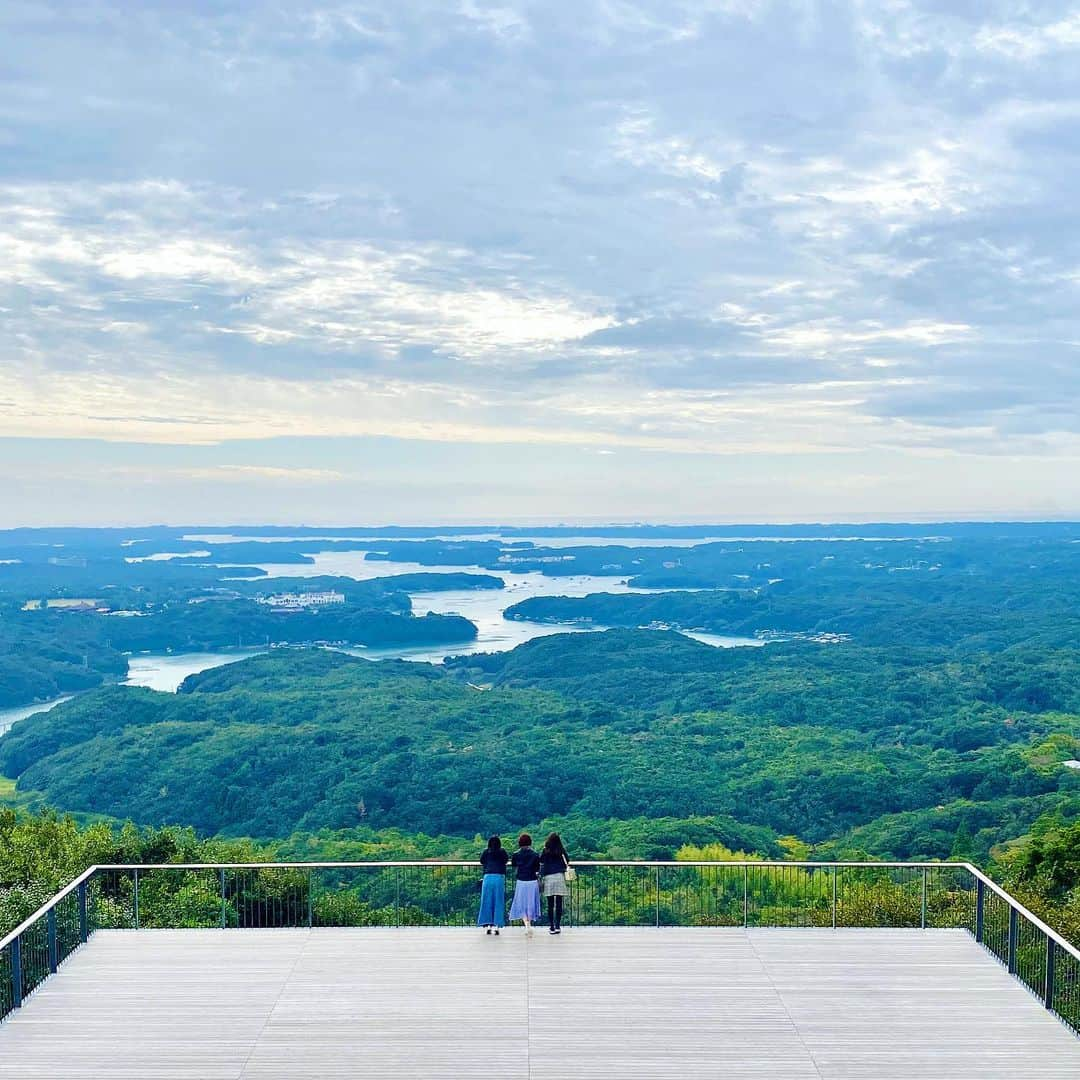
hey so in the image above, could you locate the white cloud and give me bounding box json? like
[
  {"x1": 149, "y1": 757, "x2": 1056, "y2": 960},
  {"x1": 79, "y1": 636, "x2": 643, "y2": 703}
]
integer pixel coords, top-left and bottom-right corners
[
  {"x1": 0, "y1": 183, "x2": 612, "y2": 362},
  {"x1": 1, "y1": 0, "x2": 1080, "y2": 520},
  {"x1": 764, "y1": 320, "x2": 974, "y2": 354},
  {"x1": 975, "y1": 13, "x2": 1080, "y2": 59},
  {"x1": 613, "y1": 112, "x2": 732, "y2": 184},
  {"x1": 182, "y1": 465, "x2": 347, "y2": 483}
]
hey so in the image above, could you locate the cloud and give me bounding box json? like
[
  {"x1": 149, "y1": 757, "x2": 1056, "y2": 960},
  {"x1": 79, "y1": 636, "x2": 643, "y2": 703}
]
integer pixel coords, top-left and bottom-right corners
[
  {"x1": 182, "y1": 465, "x2": 347, "y2": 483},
  {"x1": 579, "y1": 316, "x2": 747, "y2": 348},
  {"x1": 1, "y1": 0, "x2": 1080, "y2": 521}
]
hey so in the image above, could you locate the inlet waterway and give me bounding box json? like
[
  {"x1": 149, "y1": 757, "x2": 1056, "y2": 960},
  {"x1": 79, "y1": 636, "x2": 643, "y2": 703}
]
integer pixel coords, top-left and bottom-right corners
[
  {"x1": 0, "y1": 696, "x2": 74, "y2": 736},
  {"x1": 0, "y1": 543, "x2": 764, "y2": 730}
]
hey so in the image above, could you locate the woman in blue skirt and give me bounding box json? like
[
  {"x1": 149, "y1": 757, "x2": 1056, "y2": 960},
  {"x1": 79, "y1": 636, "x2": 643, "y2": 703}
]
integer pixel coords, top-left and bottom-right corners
[
  {"x1": 477, "y1": 835, "x2": 509, "y2": 934},
  {"x1": 508, "y1": 833, "x2": 542, "y2": 936}
]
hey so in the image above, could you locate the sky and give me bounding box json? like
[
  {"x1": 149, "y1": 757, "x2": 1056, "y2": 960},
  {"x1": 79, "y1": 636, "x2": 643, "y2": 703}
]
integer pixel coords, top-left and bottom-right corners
[{"x1": 2, "y1": 1, "x2": 1079, "y2": 526}]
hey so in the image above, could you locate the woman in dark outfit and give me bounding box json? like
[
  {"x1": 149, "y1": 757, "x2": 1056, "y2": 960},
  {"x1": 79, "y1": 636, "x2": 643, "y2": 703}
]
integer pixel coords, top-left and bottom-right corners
[
  {"x1": 477, "y1": 834, "x2": 509, "y2": 934},
  {"x1": 509, "y1": 833, "x2": 542, "y2": 936},
  {"x1": 539, "y1": 832, "x2": 570, "y2": 934}
]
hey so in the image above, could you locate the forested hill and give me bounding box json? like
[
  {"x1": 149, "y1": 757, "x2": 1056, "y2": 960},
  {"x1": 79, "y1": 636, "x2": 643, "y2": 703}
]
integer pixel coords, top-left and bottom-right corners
[
  {"x1": 447, "y1": 629, "x2": 1080, "y2": 731},
  {"x1": 1, "y1": 634, "x2": 1077, "y2": 860},
  {"x1": 503, "y1": 562, "x2": 1080, "y2": 651}
]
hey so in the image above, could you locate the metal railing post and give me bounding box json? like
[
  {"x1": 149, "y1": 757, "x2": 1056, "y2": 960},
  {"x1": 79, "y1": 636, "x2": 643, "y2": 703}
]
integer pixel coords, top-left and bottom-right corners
[
  {"x1": 975, "y1": 879, "x2": 985, "y2": 943},
  {"x1": 742, "y1": 865, "x2": 748, "y2": 927},
  {"x1": 220, "y1": 869, "x2": 227, "y2": 929},
  {"x1": 10, "y1": 935, "x2": 22, "y2": 1009},
  {"x1": 47, "y1": 907, "x2": 58, "y2": 974},
  {"x1": 1044, "y1": 938, "x2": 1056, "y2": 1010},
  {"x1": 654, "y1": 865, "x2": 660, "y2": 928},
  {"x1": 395, "y1": 866, "x2": 402, "y2": 927},
  {"x1": 78, "y1": 881, "x2": 88, "y2": 944},
  {"x1": 133, "y1": 869, "x2": 140, "y2": 930},
  {"x1": 831, "y1": 866, "x2": 838, "y2": 928},
  {"x1": 307, "y1": 870, "x2": 314, "y2": 928},
  {"x1": 1007, "y1": 907, "x2": 1019, "y2": 974},
  {"x1": 920, "y1": 867, "x2": 927, "y2": 929}
]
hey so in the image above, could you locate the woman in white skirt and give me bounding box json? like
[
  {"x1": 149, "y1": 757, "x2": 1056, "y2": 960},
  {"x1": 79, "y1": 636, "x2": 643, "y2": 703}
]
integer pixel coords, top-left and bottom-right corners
[
  {"x1": 539, "y1": 832, "x2": 570, "y2": 934},
  {"x1": 508, "y1": 833, "x2": 541, "y2": 935}
]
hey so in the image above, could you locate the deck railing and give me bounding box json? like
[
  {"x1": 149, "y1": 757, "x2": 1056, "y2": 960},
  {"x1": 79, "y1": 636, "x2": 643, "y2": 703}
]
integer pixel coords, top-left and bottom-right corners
[{"x1": 2, "y1": 861, "x2": 1077, "y2": 1034}]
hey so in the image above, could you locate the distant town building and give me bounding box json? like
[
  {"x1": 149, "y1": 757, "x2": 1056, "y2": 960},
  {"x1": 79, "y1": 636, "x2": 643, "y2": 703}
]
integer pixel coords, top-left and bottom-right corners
[
  {"x1": 22, "y1": 597, "x2": 105, "y2": 612},
  {"x1": 496, "y1": 554, "x2": 576, "y2": 565},
  {"x1": 257, "y1": 591, "x2": 346, "y2": 609}
]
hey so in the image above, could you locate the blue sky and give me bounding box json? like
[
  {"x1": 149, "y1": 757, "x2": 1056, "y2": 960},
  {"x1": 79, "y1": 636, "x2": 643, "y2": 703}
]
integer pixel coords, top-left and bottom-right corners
[{"x1": 2, "y1": 2, "x2": 1079, "y2": 525}]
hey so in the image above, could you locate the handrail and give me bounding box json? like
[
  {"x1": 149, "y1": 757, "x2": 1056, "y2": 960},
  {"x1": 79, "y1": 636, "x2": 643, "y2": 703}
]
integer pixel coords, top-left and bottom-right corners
[
  {"x1": 2, "y1": 859, "x2": 1078, "y2": 1035},
  {"x1": 0, "y1": 866, "x2": 97, "y2": 953},
  {"x1": 0, "y1": 857, "x2": 969, "y2": 953},
  {"x1": 0, "y1": 859, "x2": 942, "y2": 950},
  {"x1": 90, "y1": 859, "x2": 966, "y2": 868},
  {"x1": 7, "y1": 859, "x2": 1075, "y2": 960},
  {"x1": 962, "y1": 862, "x2": 1080, "y2": 962}
]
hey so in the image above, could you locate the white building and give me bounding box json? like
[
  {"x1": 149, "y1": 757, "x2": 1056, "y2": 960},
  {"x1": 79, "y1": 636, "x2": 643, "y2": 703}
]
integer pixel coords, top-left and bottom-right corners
[{"x1": 257, "y1": 591, "x2": 346, "y2": 608}]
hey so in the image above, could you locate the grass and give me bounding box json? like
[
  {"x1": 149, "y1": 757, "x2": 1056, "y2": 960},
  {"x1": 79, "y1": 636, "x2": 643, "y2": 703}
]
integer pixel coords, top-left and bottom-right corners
[{"x1": 0, "y1": 773, "x2": 48, "y2": 810}]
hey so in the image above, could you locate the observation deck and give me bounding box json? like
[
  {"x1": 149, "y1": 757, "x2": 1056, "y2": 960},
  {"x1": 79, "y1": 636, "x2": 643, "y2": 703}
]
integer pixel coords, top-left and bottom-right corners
[{"x1": 1, "y1": 862, "x2": 1079, "y2": 1079}]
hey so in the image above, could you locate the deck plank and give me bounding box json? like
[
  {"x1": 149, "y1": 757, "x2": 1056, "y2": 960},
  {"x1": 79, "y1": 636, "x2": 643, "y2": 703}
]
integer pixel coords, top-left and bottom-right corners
[{"x1": 0, "y1": 928, "x2": 1076, "y2": 1079}]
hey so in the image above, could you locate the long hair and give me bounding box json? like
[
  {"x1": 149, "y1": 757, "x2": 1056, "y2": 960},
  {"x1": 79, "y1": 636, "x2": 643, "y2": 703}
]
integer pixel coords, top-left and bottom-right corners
[
  {"x1": 487, "y1": 835, "x2": 502, "y2": 852},
  {"x1": 543, "y1": 832, "x2": 564, "y2": 854}
]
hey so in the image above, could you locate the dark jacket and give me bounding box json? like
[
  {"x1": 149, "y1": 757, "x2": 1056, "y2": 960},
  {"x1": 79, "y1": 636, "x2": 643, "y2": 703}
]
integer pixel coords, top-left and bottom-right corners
[
  {"x1": 481, "y1": 847, "x2": 509, "y2": 875},
  {"x1": 539, "y1": 843, "x2": 569, "y2": 878},
  {"x1": 511, "y1": 847, "x2": 541, "y2": 882}
]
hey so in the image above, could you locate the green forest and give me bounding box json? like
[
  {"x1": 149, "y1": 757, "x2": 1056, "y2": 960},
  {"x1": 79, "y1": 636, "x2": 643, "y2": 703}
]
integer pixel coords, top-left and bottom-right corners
[{"x1": 3, "y1": 635, "x2": 1079, "y2": 852}]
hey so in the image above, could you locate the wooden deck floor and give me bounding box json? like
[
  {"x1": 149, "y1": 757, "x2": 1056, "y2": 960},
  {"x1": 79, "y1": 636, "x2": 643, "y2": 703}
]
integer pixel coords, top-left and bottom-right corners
[{"x1": 1, "y1": 928, "x2": 1077, "y2": 1078}]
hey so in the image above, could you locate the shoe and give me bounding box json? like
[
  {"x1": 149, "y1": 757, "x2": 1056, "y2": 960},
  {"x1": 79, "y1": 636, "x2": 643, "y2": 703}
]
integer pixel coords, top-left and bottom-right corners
[
  {"x1": 485, "y1": 928, "x2": 492, "y2": 935},
  {"x1": 494, "y1": 929, "x2": 500, "y2": 935},
  {"x1": 554, "y1": 928, "x2": 562, "y2": 934},
  {"x1": 549, "y1": 927, "x2": 557, "y2": 934}
]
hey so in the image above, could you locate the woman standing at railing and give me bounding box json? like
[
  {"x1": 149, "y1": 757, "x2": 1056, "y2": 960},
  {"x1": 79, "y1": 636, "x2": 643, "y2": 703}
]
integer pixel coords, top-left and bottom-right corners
[
  {"x1": 477, "y1": 835, "x2": 509, "y2": 935},
  {"x1": 540, "y1": 833, "x2": 571, "y2": 935},
  {"x1": 508, "y1": 833, "x2": 542, "y2": 936}
]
